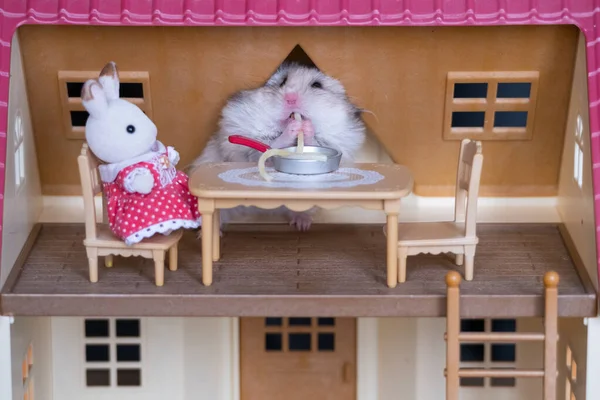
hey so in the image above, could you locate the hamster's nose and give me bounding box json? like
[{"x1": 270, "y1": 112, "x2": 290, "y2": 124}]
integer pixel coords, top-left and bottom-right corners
[{"x1": 284, "y1": 93, "x2": 298, "y2": 106}]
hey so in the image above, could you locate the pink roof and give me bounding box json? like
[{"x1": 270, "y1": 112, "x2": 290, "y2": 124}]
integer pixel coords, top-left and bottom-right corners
[{"x1": 1, "y1": 0, "x2": 600, "y2": 282}]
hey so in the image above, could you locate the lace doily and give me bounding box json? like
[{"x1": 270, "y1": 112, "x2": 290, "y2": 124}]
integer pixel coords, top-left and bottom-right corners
[{"x1": 218, "y1": 167, "x2": 385, "y2": 189}]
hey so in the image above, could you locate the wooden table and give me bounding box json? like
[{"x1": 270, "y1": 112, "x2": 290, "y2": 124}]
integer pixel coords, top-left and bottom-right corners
[{"x1": 188, "y1": 162, "x2": 413, "y2": 288}]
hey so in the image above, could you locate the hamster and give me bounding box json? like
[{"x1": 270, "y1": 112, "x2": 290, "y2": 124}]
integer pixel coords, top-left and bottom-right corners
[{"x1": 189, "y1": 62, "x2": 367, "y2": 231}]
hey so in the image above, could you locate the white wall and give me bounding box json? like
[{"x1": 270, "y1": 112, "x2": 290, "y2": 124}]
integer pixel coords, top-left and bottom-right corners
[
  {"x1": 557, "y1": 32, "x2": 599, "y2": 290},
  {"x1": 10, "y1": 317, "x2": 53, "y2": 400},
  {"x1": 0, "y1": 32, "x2": 42, "y2": 288},
  {"x1": 377, "y1": 317, "x2": 544, "y2": 400},
  {"x1": 51, "y1": 317, "x2": 184, "y2": 400},
  {"x1": 47, "y1": 316, "x2": 572, "y2": 400},
  {"x1": 556, "y1": 318, "x2": 588, "y2": 400},
  {"x1": 183, "y1": 318, "x2": 236, "y2": 400},
  {"x1": 586, "y1": 317, "x2": 600, "y2": 400},
  {"x1": 1, "y1": 317, "x2": 13, "y2": 400}
]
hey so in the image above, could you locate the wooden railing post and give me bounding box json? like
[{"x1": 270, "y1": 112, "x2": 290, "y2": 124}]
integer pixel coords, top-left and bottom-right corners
[
  {"x1": 445, "y1": 270, "x2": 559, "y2": 400},
  {"x1": 543, "y1": 271, "x2": 559, "y2": 400},
  {"x1": 446, "y1": 271, "x2": 462, "y2": 400}
]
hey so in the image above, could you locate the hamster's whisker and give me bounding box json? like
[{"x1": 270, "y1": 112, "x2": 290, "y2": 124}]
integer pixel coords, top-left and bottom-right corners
[{"x1": 358, "y1": 108, "x2": 379, "y2": 123}]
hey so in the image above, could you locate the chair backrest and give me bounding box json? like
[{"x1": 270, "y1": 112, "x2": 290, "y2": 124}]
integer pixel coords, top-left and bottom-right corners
[
  {"x1": 77, "y1": 143, "x2": 103, "y2": 240},
  {"x1": 453, "y1": 139, "x2": 483, "y2": 237}
]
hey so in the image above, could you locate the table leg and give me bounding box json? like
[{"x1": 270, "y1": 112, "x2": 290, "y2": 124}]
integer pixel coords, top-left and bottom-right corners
[
  {"x1": 212, "y1": 209, "x2": 220, "y2": 262},
  {"x1": 202, "y1": 211, "x2": 213, "y2": 285},
  {"x1": 386, "y1": 213, "x2": 398, "y2": 288},
  {"x1": 384, "y1": 199, "x2": 401, "y2": 288}
]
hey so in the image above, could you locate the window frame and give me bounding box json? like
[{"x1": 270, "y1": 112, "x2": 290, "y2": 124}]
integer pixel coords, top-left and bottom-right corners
[
  {"x1": 574, "y1": 114, "x2": 584, "y2": 189},
  {"x1": 13, "y1": 108, "x2": 25, "y2": 191},
  {"x1": 22, "y1": 343, "x2": 34, "y2": 400},
  {"x1": 443, "y1": 71, "x2": 539, "y2": 141},
  {"x1": 58, "y1": 70, "x2": 152, "y2": 140},
  {"x1": 459, "y1": 318, "x2": 518, "y2": 389},
  {"x1": 262, "y1": 317, "x2": 337, "y2": 353},
  {"x1": 565, "y1": 345, "x2": 578, "y2": 400},
  {"x1": 82, "y1": 318, "x2": 145, "y2": 391}
]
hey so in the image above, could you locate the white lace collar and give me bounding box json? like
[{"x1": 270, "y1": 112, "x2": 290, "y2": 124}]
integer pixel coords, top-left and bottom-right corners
[{"x1": 98, "y1": 141, "x2": 167, "y2": 183}]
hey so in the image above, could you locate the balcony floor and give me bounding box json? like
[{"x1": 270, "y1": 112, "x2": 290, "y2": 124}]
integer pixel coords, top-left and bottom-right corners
[{"x1": 0, "y1": 223, "x2": 596, "y2": 317}]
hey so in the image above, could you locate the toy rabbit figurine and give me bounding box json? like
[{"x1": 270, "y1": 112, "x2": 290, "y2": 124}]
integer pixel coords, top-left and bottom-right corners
[{"x1": 81, "y1": 61, "x2": 202, "y2": 245}]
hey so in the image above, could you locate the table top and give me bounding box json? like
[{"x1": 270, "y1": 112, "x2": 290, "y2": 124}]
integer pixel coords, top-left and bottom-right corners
[{"x1": 188, "y1": 162, "x2": 413, "y2": 200}]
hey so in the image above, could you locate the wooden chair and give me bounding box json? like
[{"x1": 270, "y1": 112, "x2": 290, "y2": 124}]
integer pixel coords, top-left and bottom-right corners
[
  {"x1": 77, "y1": 143, "x2": 182, "y2": 286},
  {"x1": 444, "y1": 271, "x2": 559, "y2": 400},
  {"x1": 396, "y1": 138, "x2": 483, "y2": 282}
]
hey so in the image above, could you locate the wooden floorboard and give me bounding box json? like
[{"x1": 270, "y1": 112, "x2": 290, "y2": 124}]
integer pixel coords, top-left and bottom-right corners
[{"x1": 0, "y1": 223, "x2": 596, "y2": 317}]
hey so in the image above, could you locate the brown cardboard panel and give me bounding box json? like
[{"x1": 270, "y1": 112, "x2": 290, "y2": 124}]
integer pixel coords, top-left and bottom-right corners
[{"x1": 17, "y1": 25, "x2": 577, "y2": 196}]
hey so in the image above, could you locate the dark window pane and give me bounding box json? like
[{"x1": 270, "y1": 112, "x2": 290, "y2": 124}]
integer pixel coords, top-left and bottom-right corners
[
  {"x1": 116, "y1": 319, "x2": 140, "y2": 337},
  {"x1": 66, "y1": 82, "x2": 85, "y2": 97},
  {"x1": 492, "y1": 319, "x2": 516, "y2": 332},
  {"x1": 497, "y1": 82, "x2": 531, "y2": 98},
  {"x1": 265, "y1": 318, "x2": 282, "y2": 326},
  {"x1": 86, "y1": 369, "x2": 110, "y2": 386},
  {"x1": 117, "y1": 344, "x2": 141, "y2": 362},
  {"x1": 265, "y1": 333, "x2": 282, "y2": 351},
  {"x1": 460, "y1": 377, "x2": 484, "y2": 387},
  {"x1": 317, "y1": 318, "x2": 335, "y2": 326},
  {"x1": 318, "y1": 333, "x2": 335, "y2": 351},
  {"x1": 120, "y1": 83, "x2": 144, "y2": 98},
  {"x1": 70, "y1": 111, "x2": 89, "y2": 127},
  {"x1": 461, "y1": 319, "x2": 485, "y2": 332},
  {"x1": 461, "y1": 344, "x2": 485, "y2": 362},
  {"x1": 289, "y1": 333, "x2": 311, "y2": 351},
  {"x1": 494, "y1": 111, "x2": 528, "y2": 128},
  {"x1": 451, "y1": 112, "x2": 485, "y2": 128},
  {"x1": 289, "y1": 318, "x2": 312, "y2": 326},
  {"x1": 85, "y1": 319, "x2": 109, "y2": 337},
  {"x1": 454, "y1": 83, "x2": 488, "y2": 98},
  {"x1": 491, "y1": 377, "x2": 516, "y2": 387},
  {"x1": 492, "y1": 344, "x2": 516, "y2": 362},
  {"x1": 86, "y1": 344, "x2": 109, "y2": 362},
  {"x1": 117, "y1": 369, "x2": 141, "y2": 386}
]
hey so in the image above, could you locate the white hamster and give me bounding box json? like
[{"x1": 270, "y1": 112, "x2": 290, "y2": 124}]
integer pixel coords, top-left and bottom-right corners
[{"x1": 189, "y1": 62, "x2": 367, "y2": 231}]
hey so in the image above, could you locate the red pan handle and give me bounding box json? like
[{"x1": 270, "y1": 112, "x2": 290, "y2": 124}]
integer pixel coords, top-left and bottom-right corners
[{"x1": 228, "y1": 135, "x2": 271, "y2": 153}]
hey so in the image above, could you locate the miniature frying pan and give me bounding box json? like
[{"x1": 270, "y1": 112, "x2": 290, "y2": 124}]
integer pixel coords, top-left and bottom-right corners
[{"x1": 228, "y1": 135, "x2": 341, "y2": 175}]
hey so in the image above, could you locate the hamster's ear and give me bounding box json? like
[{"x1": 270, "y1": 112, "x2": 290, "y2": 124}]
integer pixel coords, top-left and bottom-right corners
[
  {"x1": 81, "y1": 79, "x2": 108, "y2": 118},
  {"x1": 265, "y1": 63, "x2": 291, "y2": 86},
  {"x1": 97, "y1": 61, "x2": 120, "y2": 101}
]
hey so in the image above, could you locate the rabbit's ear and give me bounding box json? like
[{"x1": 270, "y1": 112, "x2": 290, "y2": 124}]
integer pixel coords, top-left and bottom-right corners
[
  {"x1": 98, "y1": 61, "x2": 120, "y2": 101},
  {"x1": 81, "y1": 79, "x2": 108, "y2": 118}
]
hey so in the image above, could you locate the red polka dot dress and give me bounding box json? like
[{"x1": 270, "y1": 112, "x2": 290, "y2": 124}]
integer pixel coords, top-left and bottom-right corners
[{"x1": 98, "y1": 141, "x2": 201, "y2": 245}]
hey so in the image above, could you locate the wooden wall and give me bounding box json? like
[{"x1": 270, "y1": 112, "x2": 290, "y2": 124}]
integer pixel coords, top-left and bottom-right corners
[{"x1": 17, "y1": 24, "x2": 578, "y2": 196}]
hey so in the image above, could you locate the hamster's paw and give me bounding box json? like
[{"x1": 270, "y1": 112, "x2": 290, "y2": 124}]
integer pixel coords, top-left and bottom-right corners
[
  {"x1": 301, "y1": 119, "x2": 316, "y2": 144},
  {"x1": 271, "y1": 118, "x2": 303, "y2": 148},
  {"x1": 285, "y1": 118, "x2": 303, "y2": 137},
  {"x1": 289, "y1": 212, "x2": 312, "y2": 232}
]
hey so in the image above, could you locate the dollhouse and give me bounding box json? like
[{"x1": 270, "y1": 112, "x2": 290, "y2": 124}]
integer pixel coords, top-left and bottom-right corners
[{"x1": 1, "y1": 1, "x2": 600, "y2": 400}]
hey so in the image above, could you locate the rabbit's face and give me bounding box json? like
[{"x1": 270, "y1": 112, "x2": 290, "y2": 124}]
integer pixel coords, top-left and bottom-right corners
[{"x1": 81, "y1": 62, "x2": 158, "y2": 164}]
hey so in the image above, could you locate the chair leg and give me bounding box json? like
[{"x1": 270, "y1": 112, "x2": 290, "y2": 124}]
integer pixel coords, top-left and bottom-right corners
[
  {"x1": 168, "y1": 244, "x2": 178, "y2": 272},
  {"x1": 104, "y1": 254, "x2": 114, "y2": 268},
  {"x1": 455, "y1": 254, "x2": 464, "y2": 266},
  {"x1": 153, "y1": 250, "x2": 165, "y2": 287},
  {"x1": 86, "y1": 247, "x2": 99, "y2": 283},
  {"x1": 398, "y1": 247, "x2": 408, "y2": 283},
  {"x1": 464, "y1": 245, "x2": 476, "y2": 281}
]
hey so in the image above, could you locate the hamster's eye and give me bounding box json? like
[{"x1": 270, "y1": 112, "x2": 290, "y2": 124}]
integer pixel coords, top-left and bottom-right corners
[
  {"x1": 311, "y1": 81, "x2": 323, "y2": 89},
  {"x1": 280, "y1": 76, "x2": 287, "y2": 87},
  {"x1": 126, "y1": 125, "x2": 136, "y2": 134}
]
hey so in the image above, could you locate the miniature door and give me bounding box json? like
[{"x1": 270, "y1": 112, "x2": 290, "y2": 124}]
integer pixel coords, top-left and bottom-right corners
[{"x1": 240, "y1": 317, "x2": 356, "y2": 400}]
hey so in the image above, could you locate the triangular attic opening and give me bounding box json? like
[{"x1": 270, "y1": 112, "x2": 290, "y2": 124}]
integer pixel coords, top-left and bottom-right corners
[
  {"x1": 266, "y1": 45, "x2": 319, "y2": 82},
  {"x1": 280, "y1": 44, "x2": 319, "y2": 70}
]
